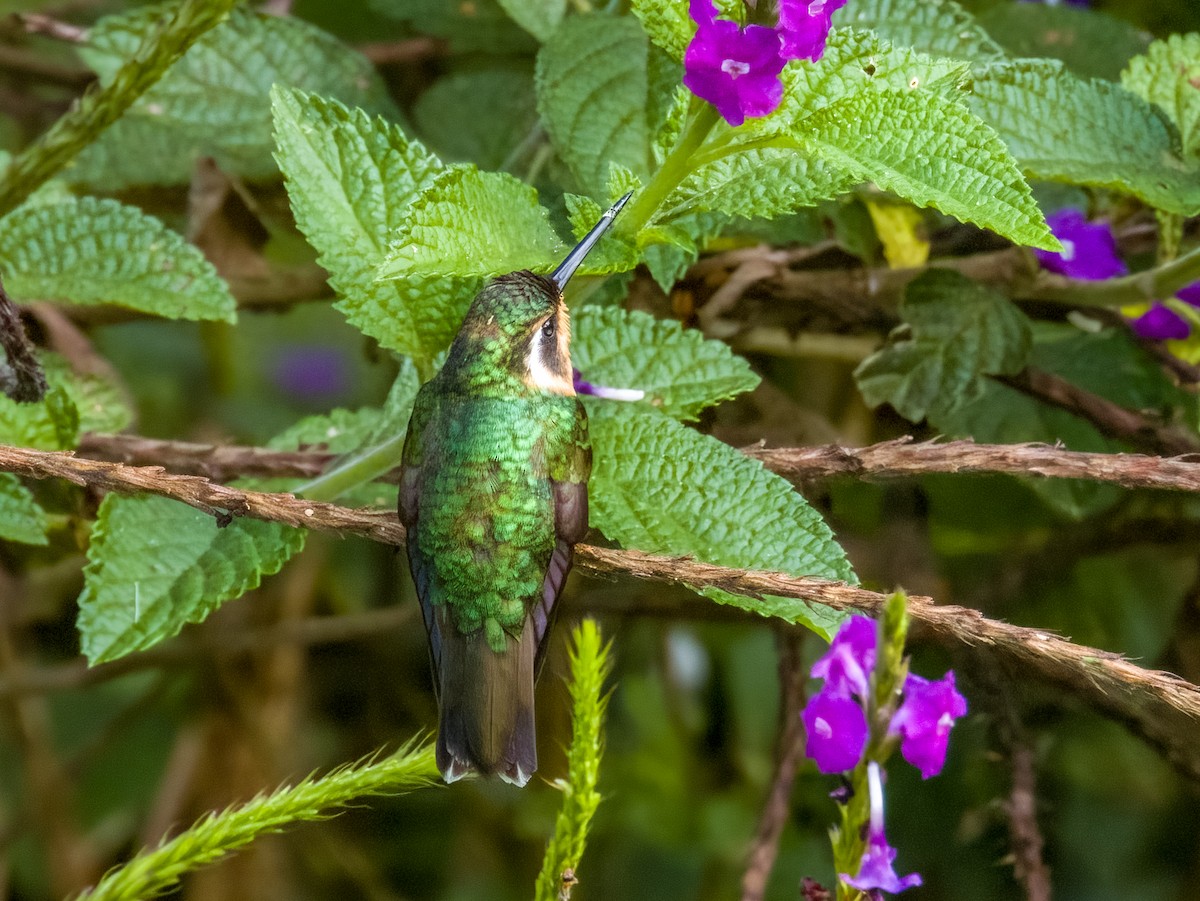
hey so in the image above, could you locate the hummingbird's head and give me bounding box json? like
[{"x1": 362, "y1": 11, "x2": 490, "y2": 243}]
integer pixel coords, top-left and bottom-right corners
[{"x1": 440, "y1": 192, "x2": 632, "y2": 397}]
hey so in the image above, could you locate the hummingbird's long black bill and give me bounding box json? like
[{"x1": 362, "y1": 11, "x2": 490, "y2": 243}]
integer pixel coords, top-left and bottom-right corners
[{"x1": 550, "y1": 191, "x2": 634, "y2": 292}]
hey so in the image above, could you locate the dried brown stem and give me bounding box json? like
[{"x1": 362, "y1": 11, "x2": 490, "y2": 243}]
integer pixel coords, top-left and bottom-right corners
[
  {"x1": 740, "y1": 631, "x2": 807, "y2": 901},
  {"x1": 1, "y1": 442, "x2": 1199, "y2": 779},
  {"x1": 79, "y1": 432, "x2": 1200, "y2": 496}
]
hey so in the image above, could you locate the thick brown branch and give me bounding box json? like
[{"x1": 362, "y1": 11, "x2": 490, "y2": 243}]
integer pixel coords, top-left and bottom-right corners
[
  {"x1": 80, "y1": 432, "x2": 1200, "y2": 496},
  {"x1": 3, "y1": 443, "x2": 1200, "y2": 779}
]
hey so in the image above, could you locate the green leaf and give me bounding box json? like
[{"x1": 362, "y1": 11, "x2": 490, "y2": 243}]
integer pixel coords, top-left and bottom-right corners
[
  {"x1": 855, "y1": 270, "x2": 1031, "y2": 422},
  {"x1": 980, "y1": 3, "x2": 1149, "y2": 82},
  {"x1": 412, "y1": 69, "x2": 540, "y2": 170},
  {"x1": 665, "y1": 148, "x2": 856, "y2": 221},
  {"x1": 630, "y1": 0, "x2": 691, "y2": 59},
  {"x1": 970, "y1": 60, "x2": 1200, "y2": 216},
  {"x1": 537, "y1": 15, "x2": 678, "y2": 195},
  {"x1": 840, "y1": 0, "x2": 1005, "y2": 62},
  {"x1": 0, "y1": 197, "x2": 235, "y2": 322},
  {"x1": 0, "y1": 473, "x2": 48, "y2": 545},
  {"x1": 379, "y1": 165, "x2": 564, "y2": 279},
  {"x1": 586, "y1": 402, "x2": 854, "y2": 639},
  {"x1": 572, "y1": 307, "x2": 758, "y2": 421},
  {"x1": 69, "y1": 6, "x2": 396, "y2": 188},
  {"x1": 368, "y1": 0, "x2": 534, "y2": 53},
  {"x1": 1122, "y1": 34, "x2": 1200, "y2": 161},
  {"x1": 77, "y1": 494, "x2": 305, "y2": 663},
  {"x1": 271, "y1": 87, "x2": 471, "y2": 362},
  {"x1": 495, "y1": 0, "x2": 566, "y2": 41},
  {"x1": 0, "y1": 353, "x2": 130, "y2": 450},
  {"x1": 753, "y1": 30, "x2": 973, "y2": 137},
  {"x1": 798, "y1": 89, "x2": 1058, "y2": 250},
  {"x1": 641, "y1": 210, "x2": 730, "y2": 292}
]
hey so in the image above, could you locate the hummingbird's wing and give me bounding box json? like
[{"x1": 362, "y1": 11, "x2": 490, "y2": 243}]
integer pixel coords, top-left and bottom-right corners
[{"x1": 532, "y1": 402, "x2": 591, "y2": 675}]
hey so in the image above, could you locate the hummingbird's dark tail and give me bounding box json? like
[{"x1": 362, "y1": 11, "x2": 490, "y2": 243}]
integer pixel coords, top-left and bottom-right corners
[{"x1": 435, "y1": 611, "x2": 537, "y2": 787}]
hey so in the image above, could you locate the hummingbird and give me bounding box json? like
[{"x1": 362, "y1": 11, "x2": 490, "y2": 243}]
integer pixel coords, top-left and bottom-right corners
[{"x1": 399, "y1": 194, "x2": 631, "y2": 786}]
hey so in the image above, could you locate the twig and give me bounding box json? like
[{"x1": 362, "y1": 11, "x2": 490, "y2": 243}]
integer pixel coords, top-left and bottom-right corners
[
  {"x1": 1001, "y1": 368, "x2": 1200, "y2": 457},
  {"x1": 740, "y1": 631, "x2": 807, "y2": 901},
  {"x1": 13, "y1": 13, "x2": 88, "y2": 44},
  {"x1": 1, "y1": 442, "x2": 1199, "y2": 779},
  {"x1": 356, "y1": 37, "x2": 447, "y2": 65},
  {"x1": 0, "y1": 275, "x2": 46, "y2": 402},
  {"x1": 78, "y1": 433, "x2": 1200, "y2": 496}
]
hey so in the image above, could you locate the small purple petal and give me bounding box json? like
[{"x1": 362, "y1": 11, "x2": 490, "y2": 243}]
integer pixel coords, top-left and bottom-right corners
[
  {"x1": 272, "y1": 346, "x2": 350, "y2": 399},
  {"x1": 778, "y1": 0, "x2": 846, "y2": 62},
  {"x1": 1176, "y1": 280, "x2": 1200, "y2": 307},
  {"x1": 1035, "y1": 209, "x2": 1127, "y2": 281},
  {"x1": 683, "y1": 11, "x2": 786, "y2": 126},
  {"x1": 811, "y1": 615, "x2": 877, "y2": 698},
  {"x1": 1130, "y1": 304, "x2": 1191, "y2": 341},
  {"x1": 841, "y1": 762, "x2": 923, "y2": 894},
  {"x1": 890, "y1": 671, "x2": 968, "y2": 779},
  {"x1": 689, "y1": 0, "x2": 717, "y2": 24},
  {"x1": 802, "y1": 689, "x2": 867, "y2": 773}
]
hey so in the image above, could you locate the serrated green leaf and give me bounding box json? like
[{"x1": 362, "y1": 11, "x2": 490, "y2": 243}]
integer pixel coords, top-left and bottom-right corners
[
  {"x1": 0, "y1": 353, "x2": 130, "y2": 449},
  {"x1": 752, "y1": 30, "x2": 973, "y2": 137},
  {"x1": 537, "y1": 15, "x2": 678, "y2": 196},
  {"x1": 379, "y1": 166, "x2": 564, "y2": 279},
  {"x1": 855, "y1": 270, "x2": 1031, "y2": 421},
  {"x1": 69, "y1": 6, "x2": 396, "y2": 188},
  {"x1": 840, "y1": 0, "x2": 1005, "y2": 61},
  {"x1": 587, "y1": 403, "x2": 853, "y2": 639},
  {"x1": 572, "y1": 307, "x2": 758, "y2": 420},
  {"x1": 77, "y1": 494, "x2": 305, "y2": 663},
  {"x1": 1122, "y1": 34, "x2": 1200, "y2": 161},
  {"x1": 665, "y1": 148, "x2": 856, "y2": 220},
  {"x1": 970, "y1": 60, "x2": 1200, "y2": 216},
  {"x1": 495, "y1": 0, "x2": 566, "y2": 41},
  {"x1": 413, "y1": 69, "x2": 540, "y2": 170},
  {"x1": 642, "y1": 209, "x2": 730, "y2": 292},
  {"x1": 0, "y1": 197, "x2": 235, "y2": 321},
  {"x1": 980, "y1": 3, "x2": 1149, "y2": 82},
  {"x1": 272, "y1": 87, "x2": 472, "y2": 362},
  {"x1": 630, "y1": 0, "x2": 691, "y2": 59},
  {"x1": 0, "y1": 473, "x2": 48, "y2": 545},
  {"x1": 798, "y1": 88, "x2": 1057, "y2": 250}
]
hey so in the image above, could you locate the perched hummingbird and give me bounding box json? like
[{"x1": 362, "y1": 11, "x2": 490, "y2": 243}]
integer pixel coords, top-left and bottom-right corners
[{"x1": 399, "y1": 194, "x2": 630, "y2": 786}]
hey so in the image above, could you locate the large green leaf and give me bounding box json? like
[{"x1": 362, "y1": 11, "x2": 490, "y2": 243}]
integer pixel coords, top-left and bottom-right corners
[
  {"x1": 537, "y1": 15, "x2": 678, "y2": 195},
  {"x1": 572, "y1": 307, "x2": 758, "y2": 421},
  {"x1": 77, "y1": 494, "x2": 306, "y2": 663},
  {"x1": 798, "y1": 89, "x2": 1058, "y2": 250},
  {"x1": 839, "y1": 0, "x2": 1004, "y2": 62},
  {"x1": 0, "y1": 197, "x2": 235, "y2": 321},
  {"x1": 970, "y1": 60, "x2": 1200, "y2": 215},
  {"x1": 412, "y1": 69, "x2": 540, "y2": 170},
  {"x1": 0, "y1": 473, "x2": 47, "y2": 545},
  {"x1": 0, "y1": 353, "x2": 130, "y2": 450},
  {"x1": 378, "y1": 165, "x2": 564, "y2": 279},
  {"x1": 1122, "y1": 34, "x2": 1200, "y2": 161},
  {"x1": 495, "y1": 0, "x2": 566, "y2": 41},
  {"x1": 271, "y1": 87, "x2": 472, "y2": 363},
  {"x1": 586, "y1": 402, "x2": 854, "y2": 639},
  {"x1": 855, "y1": 270, "x2": 1032, "y2": 422},
  {"x1": 69, "y1": 5, "x2": 396, "y2": 188}
]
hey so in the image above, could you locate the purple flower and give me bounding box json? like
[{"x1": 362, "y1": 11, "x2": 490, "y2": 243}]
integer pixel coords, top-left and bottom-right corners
[
  {"x1": 572, "y1": 368, "x2": 645, "y2": 401},
  {"x1": 272, "y1": 346, "x2": 350, "y2": 400},
  {"x1": 803, "y1": 689, "x2": 868, "y2": 773},
  {"x1": 1034, "y1": 209, "x2": 1127, "y2": 280},
  {"x1": 778, "y1": 0, "x2": 846, "y2": 62},
  {"x1": 841, "y1": 763, "x2": 923, "y2": 895},
  {"x1": 810, "y1": 615, "x2": 876, "y2": 698},
  {"x1": 1129, "y1": 281, "x2": 1200, "y2": 342},
  {"x1": 684, "y1": 0, "x2": 787, "y2": 127},
  {"x1": 889, "y1": 672, "x2": 968, "y2": 779}
]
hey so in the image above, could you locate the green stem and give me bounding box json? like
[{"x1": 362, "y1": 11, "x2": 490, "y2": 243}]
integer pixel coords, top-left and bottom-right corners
[
  {"x1": 293, "y1": 433, "x2": 407, "y2": 503},
  {"x1": 0, "y1": 0, "x2": 240, "y2": 218},
  {"x1": 619, "y1": 101, "x2": 722, "y2": 237},
  {"x1": 1028, "y1": 244, "x2": 1200, "y2": 308}
]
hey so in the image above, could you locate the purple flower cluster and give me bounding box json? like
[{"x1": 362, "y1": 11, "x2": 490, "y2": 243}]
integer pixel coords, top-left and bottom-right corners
[
  {"x1": 684, "y1": 0, "x2": 846, "y2": 126},
  {"x1": 802, "y1": 615, "x2": 967, "y2": 895},
  {"x1": 803, "y1": 616, "x2": 966, "y2": 779},
  {"x1": 1036, "y1": 209, "x2": 1200, "y2": 342}
]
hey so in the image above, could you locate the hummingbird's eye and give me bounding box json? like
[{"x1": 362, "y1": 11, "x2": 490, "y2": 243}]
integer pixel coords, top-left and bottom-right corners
[{"x1": 540, "y1": 318, "x2": 556, "y2": 339}]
